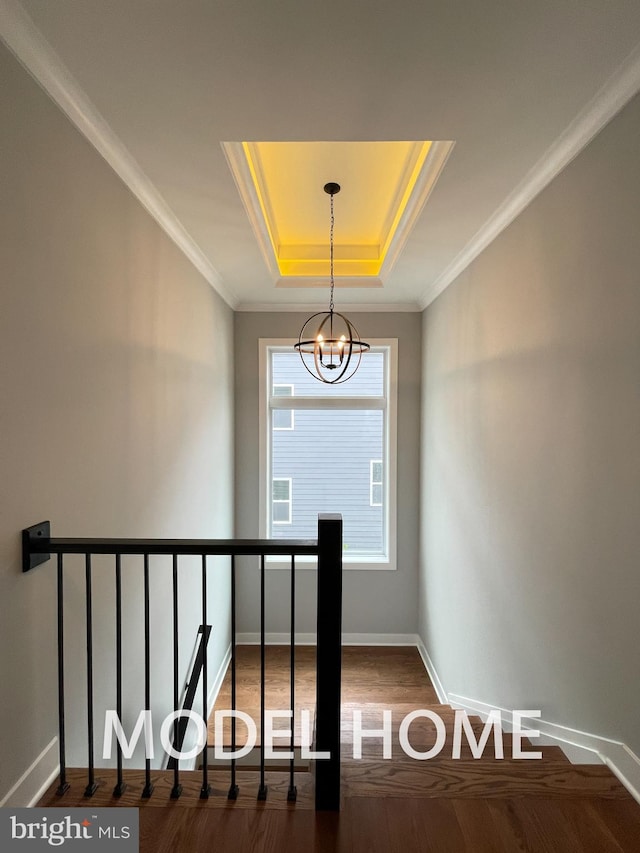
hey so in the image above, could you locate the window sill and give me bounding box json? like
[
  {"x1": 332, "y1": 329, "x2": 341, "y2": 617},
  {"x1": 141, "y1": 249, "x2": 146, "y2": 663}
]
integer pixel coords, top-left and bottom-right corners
[{"x1": 265, "y1": 556, "x2": 396, "y2": 571}]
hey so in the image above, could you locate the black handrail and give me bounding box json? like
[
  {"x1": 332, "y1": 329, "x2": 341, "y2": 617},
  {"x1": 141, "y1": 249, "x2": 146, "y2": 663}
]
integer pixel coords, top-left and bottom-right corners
[
  {"x1": 22, "y1": 515, "x2": 343, "y2": 810},
  {"x1": 23, "y1": 528, "x2": 318, "y2": 563}
]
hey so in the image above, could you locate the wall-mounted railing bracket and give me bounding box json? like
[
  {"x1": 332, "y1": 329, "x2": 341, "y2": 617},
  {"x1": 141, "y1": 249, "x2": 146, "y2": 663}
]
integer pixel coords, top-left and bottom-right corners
[{"x1": 22, "y1": 521, "x2": 51, "y2": 572}]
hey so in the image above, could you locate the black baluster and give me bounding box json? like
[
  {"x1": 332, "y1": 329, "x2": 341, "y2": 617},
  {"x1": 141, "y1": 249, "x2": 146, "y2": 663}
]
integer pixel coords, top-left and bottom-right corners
[
  {"x1": 288, "y1": 554, "x2": 297, "y2": 802},
  {"x1": 228, "y1": 554, "x2": 239, "y2": 800},
  {"x1": 258, "y1": 554, "x2": 267, "y2": 801},
  {"x1": 56, "y1": 553, "x2": 69, "y2": 796},
  {"x1": 200, "y1": 555, "x2": 211, "y2": 799},
  {"x1": 84, "y1": 554, "x2": 97, "y2": 797},
  {"x1": 113, "y1": 554, "x2": 126, "y2": 797},
  {"x1": 141, "y1": 554, "x2": 154, "y2": 798},
  {"x1": 170, "y1": 554, "x2": 182, "y2": 799}
]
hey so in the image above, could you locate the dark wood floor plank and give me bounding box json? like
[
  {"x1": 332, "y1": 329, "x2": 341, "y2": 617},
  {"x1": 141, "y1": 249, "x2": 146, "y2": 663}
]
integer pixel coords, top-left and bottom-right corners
[
  {"x1": 589, "y1": 799, "x2": 640, "y2": 852},
  {"x1": 384, "y1": 797, "x2": 468, "y2": 853},
  {"x1": 285, "y1": 810, "x2": 351, "y2": 853},
  {"x1": 484, "y1": 800, "x2": 534, "y2": 853},
  {"x1": 341, "y1": 758, "x2": 632, "y2": 799},
  {"x1": 140, "y1": 802, "x2": 352, "y2": 853},
  {"x1": 452, "y1": 798, "x2": 512, "y2": 853},
  {"x1": 509, "y1": 798, "x2": 595, "y2": 853},
  {"x1": 347, "y1": 797, "x2": 392, "y2": 853},
  {"x1": 533, "y1": 799, "x2": 626, "y2": 853}
]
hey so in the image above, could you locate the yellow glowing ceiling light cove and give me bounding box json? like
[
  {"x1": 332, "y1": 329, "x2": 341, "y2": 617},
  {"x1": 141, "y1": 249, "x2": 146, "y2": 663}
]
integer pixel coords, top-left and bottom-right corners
[{"x1": 240, "y1": 140, "x2": 433, "y2": 278}]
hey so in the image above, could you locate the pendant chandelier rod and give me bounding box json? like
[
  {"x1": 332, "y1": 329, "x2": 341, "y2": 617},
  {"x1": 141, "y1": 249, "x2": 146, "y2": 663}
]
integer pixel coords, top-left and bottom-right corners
[{"x1": 327, "y1": 184, "x2": 336, "y2": 313}]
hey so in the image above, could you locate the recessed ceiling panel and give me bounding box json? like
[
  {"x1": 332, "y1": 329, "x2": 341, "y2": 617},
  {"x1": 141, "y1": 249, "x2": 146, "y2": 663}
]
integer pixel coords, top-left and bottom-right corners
[{"x1": 223, "y1": 140, "x2": 453, "y2": 287}]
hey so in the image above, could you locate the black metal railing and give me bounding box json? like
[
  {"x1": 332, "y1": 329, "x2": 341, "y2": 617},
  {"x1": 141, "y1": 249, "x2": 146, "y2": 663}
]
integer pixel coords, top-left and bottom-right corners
[{"x1": 22, "y1": 514, "x2": 343, "y2": 810}]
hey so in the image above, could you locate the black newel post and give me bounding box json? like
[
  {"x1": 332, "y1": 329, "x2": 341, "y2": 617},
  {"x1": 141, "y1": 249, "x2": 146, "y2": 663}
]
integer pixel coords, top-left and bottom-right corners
[{"x1": 314, "y1": 513, "x2": 342, "y2": 810}]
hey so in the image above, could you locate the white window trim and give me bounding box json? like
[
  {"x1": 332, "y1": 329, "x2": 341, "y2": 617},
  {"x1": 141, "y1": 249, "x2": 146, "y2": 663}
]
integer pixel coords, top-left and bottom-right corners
[
  {"x1": 259, "y1": 338, "x2": 398, "y2": 571},
  {"x1": 272, "y1": 477, "x2": 292, "y2": 524},
  {"x1": 370, "y1": 459, "x2": 383, "y2": 507},
  {"x1": 272, "y1": 384, "x2": 294, "y2": 430}
]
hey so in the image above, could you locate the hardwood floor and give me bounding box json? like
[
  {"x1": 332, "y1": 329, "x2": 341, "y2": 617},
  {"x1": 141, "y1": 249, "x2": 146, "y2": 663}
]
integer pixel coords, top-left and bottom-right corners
[
  {"x1": 209, "y1": 644, "x2": 318, "y2": 748},
  {"x1": 39, "y1": 646, "x2": 640, "y2": 851}
]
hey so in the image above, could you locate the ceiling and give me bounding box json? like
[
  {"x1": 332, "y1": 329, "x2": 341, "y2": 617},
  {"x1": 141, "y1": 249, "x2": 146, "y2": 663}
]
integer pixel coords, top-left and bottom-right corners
[{"x1": 2, "y1": 0, "x2": 640, "y2": 311}]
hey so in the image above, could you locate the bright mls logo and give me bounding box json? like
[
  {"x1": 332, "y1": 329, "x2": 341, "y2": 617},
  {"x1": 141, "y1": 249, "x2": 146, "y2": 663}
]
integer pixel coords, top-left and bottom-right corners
[{"x1": 0, "y1": 809, "x2": 138, "y2": 850}]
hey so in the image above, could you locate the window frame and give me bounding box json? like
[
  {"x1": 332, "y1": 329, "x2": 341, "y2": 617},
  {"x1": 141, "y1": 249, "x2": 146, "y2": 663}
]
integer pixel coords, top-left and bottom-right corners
[{"x1": 259, "y1": 338, "x2": 398, "y2": 571}]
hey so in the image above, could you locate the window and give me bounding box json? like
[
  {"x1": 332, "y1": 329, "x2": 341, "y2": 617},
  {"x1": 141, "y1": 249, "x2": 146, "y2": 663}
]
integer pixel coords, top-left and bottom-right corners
[
  {"x1": 272, "y1": 384, "x2": 294, "y2": 430},
  {"x1": 370, "y1": 460, "x2": 383, "y2": 506},
  {"x1": 260, "y1": 339, "x2": 397, "y2": 570},
  {"x1": 272, "y1": 477, "x2": 292, "y2": 524}
]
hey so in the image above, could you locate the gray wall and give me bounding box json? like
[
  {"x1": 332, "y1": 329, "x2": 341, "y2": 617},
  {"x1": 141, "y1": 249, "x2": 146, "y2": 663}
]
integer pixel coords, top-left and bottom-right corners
[
  {"x1": 235, "y1": 312, "x2": 421, "y2": 636},
  {"x1": 420, "y1": 91, "x2": 640, "y2": 753},
  {"x1": 0, "y1": 44, "x2": 234, "y2": 801}
]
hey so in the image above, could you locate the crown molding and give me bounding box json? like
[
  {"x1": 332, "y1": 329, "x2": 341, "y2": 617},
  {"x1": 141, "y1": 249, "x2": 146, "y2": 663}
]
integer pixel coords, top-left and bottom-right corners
[
  {"x1": 275, "y1": 275, "x2": 383, "y2": 289},
  {"x1": 236, "y1": 301, "x2": 422, "y2": 313},
  {"x1": 221, "y1": 141, "x2": 281, "y2": 282},
  {"x1": 379, "y1": 140, "x2": 455, "y2": 279},
  {"x1": 419, "y1": 42, "x2": 640, "y2": 310},
  {"x1": 0, "y1": 0, "x2": 237, "y2": 309}
]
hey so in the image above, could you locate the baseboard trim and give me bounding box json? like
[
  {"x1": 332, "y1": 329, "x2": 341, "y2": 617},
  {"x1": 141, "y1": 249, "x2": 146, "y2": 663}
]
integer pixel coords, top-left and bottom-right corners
[
  {"x1": 235, "y1": 632, "x2": 420, "y2": 646},
  {"x1": 343, "y1": 633, "x2": 420, "y2": 646},
  {"x1": 602, "y1": 744, "x2": 640, "y2": 807},
  {"x1": 236, "y1": 632, "x2": 316, "y2": 645},
  {"x1": 0, "y1": 737, "x2": 59, "y2": 808},
  {"x1": 208, "y1": 644, "x2": 232, "y2": 717},
  {"x1": 416, "y1": 636, "x2": 640, "y2": 805},
  {"x1": 448, "y1": 692, "x2": 640, "y2": 806},
  {"x1": 415, "y1": 638, "x2": 448, "y2": 705}
]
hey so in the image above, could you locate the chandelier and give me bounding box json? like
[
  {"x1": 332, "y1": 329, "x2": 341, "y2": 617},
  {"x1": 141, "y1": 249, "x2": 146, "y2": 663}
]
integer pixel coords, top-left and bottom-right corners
[{"x1": 294, "y1": 183, "x2": 370, "y2": 384}]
